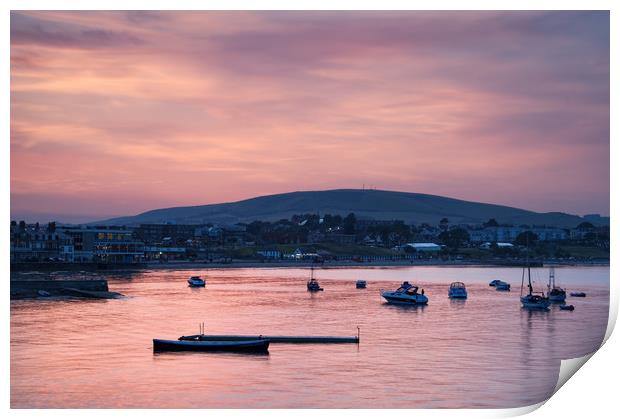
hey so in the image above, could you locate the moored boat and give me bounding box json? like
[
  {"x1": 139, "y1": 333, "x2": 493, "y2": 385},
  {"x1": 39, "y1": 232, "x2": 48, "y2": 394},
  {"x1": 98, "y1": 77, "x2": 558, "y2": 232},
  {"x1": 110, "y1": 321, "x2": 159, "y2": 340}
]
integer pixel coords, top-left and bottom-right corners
[
  {"x1": 495, "y1": 281, "x2": 511, "y2": 291},
  {"x1": 520, "y1": 265, "x2": 550, "y2": 310},
  {"x1": 448, "y1": 282, "x2": 468, "y2": 299},
  {"x1": 381, "y1": 281, "x2": 428, "y2": 305},
  {"x1": 570, "y1": 292, "x2": 586, "y2": 297},
  {"x1": 187, "y1": 276, "x2": 206, "y2": 287},
  {"x1": 489, "y1": 279, "x2": 501, "y2": 287},
  {"x1": 559, "y1": 304, "x2": 575, "y2": 311},
  {"x1": 356, "y1": 280, "x2": 367, "y2": 289},
  {"x1": 153, "y1": 338, "x2": 270, "y2": 353},
  {"x1": 547, "y1": 267, "x2": 566, "y2": 302},
  {"x1": 307, "y1": 267, "x2": 323, "y2": 292}
]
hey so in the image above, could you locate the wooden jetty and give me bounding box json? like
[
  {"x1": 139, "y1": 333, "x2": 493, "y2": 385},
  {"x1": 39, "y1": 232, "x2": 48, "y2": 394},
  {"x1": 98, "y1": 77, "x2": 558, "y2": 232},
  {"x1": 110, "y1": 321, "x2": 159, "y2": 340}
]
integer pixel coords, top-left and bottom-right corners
[{"x1": 179, "y1": 334, "x2": 359, "y2": 344}]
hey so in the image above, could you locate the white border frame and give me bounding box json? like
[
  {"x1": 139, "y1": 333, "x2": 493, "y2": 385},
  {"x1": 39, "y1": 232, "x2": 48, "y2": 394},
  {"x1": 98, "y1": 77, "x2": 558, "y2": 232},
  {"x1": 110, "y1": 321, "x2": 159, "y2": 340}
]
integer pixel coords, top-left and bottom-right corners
[{"x1": 2, "y1": 2, "x2": 616, "y2": 419}]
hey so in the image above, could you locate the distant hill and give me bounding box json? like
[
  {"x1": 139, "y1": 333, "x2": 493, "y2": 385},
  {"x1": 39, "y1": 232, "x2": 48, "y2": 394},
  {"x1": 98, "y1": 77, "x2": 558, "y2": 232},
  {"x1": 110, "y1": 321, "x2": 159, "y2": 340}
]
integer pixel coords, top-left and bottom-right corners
[{"x1": 94, "y1": 189, "x2": 600, "y2": 228}]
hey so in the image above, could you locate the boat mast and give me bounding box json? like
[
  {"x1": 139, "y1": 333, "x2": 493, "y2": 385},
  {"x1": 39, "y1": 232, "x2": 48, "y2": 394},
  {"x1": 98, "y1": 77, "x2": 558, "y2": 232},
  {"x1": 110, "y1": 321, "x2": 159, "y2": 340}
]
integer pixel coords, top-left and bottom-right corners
[
  {"x1": 548, "y1": 267, "x2": 555, "y2": 294},
  {"x1": 526, "y1": 233, "x2": 533, "y2": 296},
  {"x1": 550, "y1": 267, "x2": 555, "y2": 288}
]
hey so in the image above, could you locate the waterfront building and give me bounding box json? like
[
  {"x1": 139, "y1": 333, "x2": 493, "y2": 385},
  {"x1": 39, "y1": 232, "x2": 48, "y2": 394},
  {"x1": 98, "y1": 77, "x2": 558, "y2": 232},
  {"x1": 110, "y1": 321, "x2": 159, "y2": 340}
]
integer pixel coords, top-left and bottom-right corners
[
  {"x1": 61, "y1": 226, "x2": 144, "y2": 263},
  {"x1": 10, "y1": 222, "x2": 64, "y2": 262}
]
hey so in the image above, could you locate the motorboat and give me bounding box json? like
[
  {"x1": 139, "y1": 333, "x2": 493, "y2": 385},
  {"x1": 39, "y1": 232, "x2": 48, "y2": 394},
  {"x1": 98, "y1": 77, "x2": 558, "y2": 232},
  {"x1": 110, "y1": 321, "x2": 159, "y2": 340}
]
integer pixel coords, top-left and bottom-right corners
[
  {"x1": 307, "y1": 267, "x2": 323, "y2": 292},
  {"x1": 448, "y1": 282, "x2": 468, "y2": 299},
  {"x1": 520, "y1": 265, "x2": 550, "y2": 310},
  {"x1": 547, "y1": 267, "x2": 566, "y2": 302},
  {"x1": 570, "y1": 292, "x2": 586, "y2": 297},
  {"x1": 489, "y1": 279, "x2": 501, "y2": 287},
  {"x1": 153, "y1": 338, "x2": 269, "y2": 353},
  {"x1": 495, "y1": 281, "x2": 511, "y2": 291},
  {"x1": 559, "y1": 304, "x2": 575, "y2": 311},
  {"x1": 187, "y1": 276, "x2": 206, "y2": 287},
  {"x1": 356, "y1": 280, "x2": 367, "y2": 289},
  {"x1": 381, "y1": 281, "x2": 428, "y2": 305}
]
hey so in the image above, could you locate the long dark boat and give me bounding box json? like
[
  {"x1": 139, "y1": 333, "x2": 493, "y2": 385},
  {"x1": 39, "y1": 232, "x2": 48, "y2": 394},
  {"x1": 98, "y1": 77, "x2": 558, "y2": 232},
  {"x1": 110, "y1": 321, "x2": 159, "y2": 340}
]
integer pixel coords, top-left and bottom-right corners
[{"x1": 153, "y1": 338, "x2": 269, "y2": 353}]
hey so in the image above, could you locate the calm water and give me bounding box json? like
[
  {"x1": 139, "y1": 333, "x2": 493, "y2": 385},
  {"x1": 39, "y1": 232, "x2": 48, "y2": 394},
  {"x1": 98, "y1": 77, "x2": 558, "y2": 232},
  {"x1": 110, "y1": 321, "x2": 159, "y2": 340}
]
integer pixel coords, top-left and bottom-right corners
[{"x1": 11, "y1": 266, "x2": 609, "y2": 408}]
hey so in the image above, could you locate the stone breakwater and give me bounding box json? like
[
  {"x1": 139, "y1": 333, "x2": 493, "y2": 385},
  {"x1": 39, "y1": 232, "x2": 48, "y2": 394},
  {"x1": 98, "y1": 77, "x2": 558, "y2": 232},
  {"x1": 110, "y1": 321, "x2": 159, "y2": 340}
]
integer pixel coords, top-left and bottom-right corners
[{"x1": 10, "y1": 279, "x2": 123, "y2": 300}]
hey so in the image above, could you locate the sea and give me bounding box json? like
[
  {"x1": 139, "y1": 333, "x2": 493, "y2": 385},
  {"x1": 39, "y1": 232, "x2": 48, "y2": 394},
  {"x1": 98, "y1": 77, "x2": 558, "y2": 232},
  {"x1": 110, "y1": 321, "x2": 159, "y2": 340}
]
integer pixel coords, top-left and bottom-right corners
[{"x1": 10, "y1": 265, "x2": 609, "y2": 408}]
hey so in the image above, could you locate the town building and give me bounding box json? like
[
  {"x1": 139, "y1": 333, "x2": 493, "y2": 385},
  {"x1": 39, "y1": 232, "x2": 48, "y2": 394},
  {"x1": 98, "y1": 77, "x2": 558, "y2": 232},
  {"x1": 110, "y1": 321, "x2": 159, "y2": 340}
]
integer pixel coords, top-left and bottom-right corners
[
  {"x1": 61, "y1": 226, "x2": 144, "y2": 263},
  {"x1": 134, "y1": 223, "x2": 198, "y2": 244},
  {"x1": 307, "y1": 230, "x2": 356, "y2": 245},
  {"x1": 256, "y1": 249, "x2": 282, "y2": 259},
  {"x1": 10, "y1": 222, "x2": 65, "y2": 262},
  {"x1": 402, "y1": 242, "x2": 442, "y2": 252},
  {"x1": 467, "y1": 226, "x2": 567, "y2": 243}
]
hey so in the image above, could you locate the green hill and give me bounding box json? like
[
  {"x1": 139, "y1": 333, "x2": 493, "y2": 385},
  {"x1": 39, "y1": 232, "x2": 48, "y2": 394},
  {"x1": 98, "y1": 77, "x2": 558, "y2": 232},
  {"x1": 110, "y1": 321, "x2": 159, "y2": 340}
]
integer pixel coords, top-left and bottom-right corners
[{"x1": 95, "y1": 189, "x2": 596, "y2": 228}]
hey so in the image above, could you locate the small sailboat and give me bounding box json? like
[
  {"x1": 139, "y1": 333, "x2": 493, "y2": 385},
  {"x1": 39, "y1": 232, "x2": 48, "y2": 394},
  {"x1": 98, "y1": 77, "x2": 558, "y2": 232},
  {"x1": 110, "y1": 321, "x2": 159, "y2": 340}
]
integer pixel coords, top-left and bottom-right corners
[
  {"x1": 356, "y1": 280, "x2": 367, "y2": 289},
  {"x1": 381, "y1": 281, "x2": 428, "y2": 305},
  {"x1": 547, "y1": 267, "x2": 566, "y2": 302},
  {"x1": 187, "y1": 276, "x2": 206, "y2": 287},
  {"x1": 448, "y1": 282, "x2": 468, "y2": 299},
  {"x1": 307, "y1": 267, "x2": 323, "y2": 292},
  {"x1": 520, "y1": 265, "x2": 550, "y2": 310}
]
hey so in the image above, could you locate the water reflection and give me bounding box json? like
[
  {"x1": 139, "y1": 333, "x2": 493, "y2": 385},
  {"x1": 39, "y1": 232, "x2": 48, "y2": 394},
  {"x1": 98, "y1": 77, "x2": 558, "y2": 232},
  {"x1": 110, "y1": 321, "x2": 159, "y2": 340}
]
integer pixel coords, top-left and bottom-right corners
[{"x1": 449, "y1": 299, "x2": 467, "y2": 309}]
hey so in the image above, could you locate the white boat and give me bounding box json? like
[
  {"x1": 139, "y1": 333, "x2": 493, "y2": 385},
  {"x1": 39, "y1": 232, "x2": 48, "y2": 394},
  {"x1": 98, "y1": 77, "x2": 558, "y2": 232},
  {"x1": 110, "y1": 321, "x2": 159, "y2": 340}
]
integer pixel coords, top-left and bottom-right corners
[
  {"x1": 520, "y1": 265, "x2": 550, "y2": 310},
  {"x1": 448, "y1": 282, "x2": 467, "y2": 299},
  {"x1": 356, "y1": 280, "x2": 367, "y2": 289},
  {"x1": 495, "y1": 281, "x2": 511, "y2": 291},
  {"x1": 187, "y1": 276, "x2": 206, "y2": 287},
  {"x1": 381, "y1": 281, "x2": 428, "y2": 305},
  {"x1": 547, "y1": 267, "x2": 566, "y2": 302},
  {"x1": 307, "y1": 267, "x2": 323, "y2": 292}
]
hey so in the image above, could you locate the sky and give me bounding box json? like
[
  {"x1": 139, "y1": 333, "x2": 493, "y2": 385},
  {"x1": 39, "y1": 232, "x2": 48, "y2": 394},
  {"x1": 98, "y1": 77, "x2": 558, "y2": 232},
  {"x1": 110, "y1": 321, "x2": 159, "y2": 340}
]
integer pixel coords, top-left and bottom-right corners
[{"x1": 10, "y1": 11, "x2": 610, "y2": 223}]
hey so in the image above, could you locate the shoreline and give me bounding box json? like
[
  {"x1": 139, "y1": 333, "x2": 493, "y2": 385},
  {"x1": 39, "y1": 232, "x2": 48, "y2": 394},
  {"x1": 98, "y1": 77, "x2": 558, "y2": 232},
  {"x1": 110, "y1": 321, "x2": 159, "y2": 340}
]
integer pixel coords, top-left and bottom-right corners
[
  {"x1": 11, "y1": 259, "x2": 609, "y2": 274},
  {"x1": 142, "y1": 260, "x2": 609, "y2": 270}
]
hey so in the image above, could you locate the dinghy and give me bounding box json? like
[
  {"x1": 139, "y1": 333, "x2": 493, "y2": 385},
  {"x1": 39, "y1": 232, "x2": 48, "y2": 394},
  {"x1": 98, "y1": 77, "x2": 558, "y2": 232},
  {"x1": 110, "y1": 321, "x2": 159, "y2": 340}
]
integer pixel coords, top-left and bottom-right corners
[
  {"x1": 187, "y1": 276, "x2": 206, "y2": 287},
  {"x1": 495, "y1": 281, "x2": 511, "y2": 291}
]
